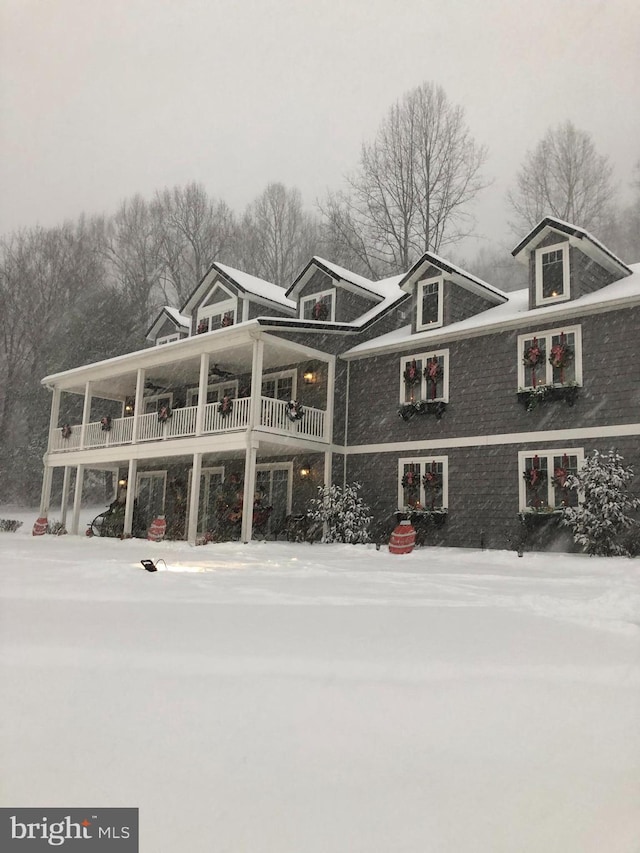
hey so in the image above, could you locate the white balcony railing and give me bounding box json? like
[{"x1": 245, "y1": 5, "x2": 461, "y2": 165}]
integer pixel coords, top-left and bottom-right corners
[{"x1": 49, "y1": 394, "x2": 327, "y2": 454}]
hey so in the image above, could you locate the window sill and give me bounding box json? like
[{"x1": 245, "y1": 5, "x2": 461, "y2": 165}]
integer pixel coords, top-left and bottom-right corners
[
  {"x1": 517, "y1": 384, "x2": 579, "y2": 411},
  {"x1": 396, "y1": 509, "x2": 448, "y2": 526},
  {"x1": 398, "y1": 401, "x2": 447, "y2": 421}
]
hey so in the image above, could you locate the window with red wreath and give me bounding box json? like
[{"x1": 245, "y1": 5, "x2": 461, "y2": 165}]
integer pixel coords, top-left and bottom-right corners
[{"x1": 518, "y1": 326, "x2": 581, "y2": 390}]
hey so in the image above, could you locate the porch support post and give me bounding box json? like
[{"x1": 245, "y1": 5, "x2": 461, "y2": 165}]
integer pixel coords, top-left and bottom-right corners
[
  {"x1": 323, "y1": 451, "x2": 333, "y2": 489},
  {"x1": 60, "y1": 466, "x2": 72, "y2": 527},
  {"x1": 79, "y1": 381, "x2": 92, "y2": 449},
  {"x1": 240, "y1": 441, "x2": 258, "y2": 543},
  {"x1": 195, "y1": 352, "x2": 209, "y2": 436},
  {"x1": 324, "y1": 355, "x2": 336, "y2": 444},
  {"x1": 39, "y1": 464, "x2": 54, "y2": 517},
  {"x1": 123, "y1": 458, "x2": 138, "y2": 537},
  {"x1": 249, "y1": 338, "x2": 264, "y2": 429},
  {"x1": 70, "y1": 464, "x2": 85, "y2": 535},
  {"x1": 47, "y1": 386, "x2": 61, "y2": 452},
  {"x1": 187, "y1": 452, "x2": 203, "y2": 543},
  {"x1": 131, "y1": 368, "x2": 145, "y2": 444}
]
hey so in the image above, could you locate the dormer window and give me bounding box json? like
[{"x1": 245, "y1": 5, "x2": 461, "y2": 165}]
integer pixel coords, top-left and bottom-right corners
[
  {"x1": 196, "y1": 284, "x2": 237, "y2": 334},
  {"x1": 536, "y1": 243, "x2": 570, "y2": 304},
  {"x1": 417, "y1": 278, "x2": 443, "y2": 330},
  {"x1": 301, "y1": 289, "x2": 335, "y2": 322}
]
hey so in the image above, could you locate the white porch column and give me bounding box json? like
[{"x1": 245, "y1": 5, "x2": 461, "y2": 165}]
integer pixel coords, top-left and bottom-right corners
[
  {"x1": 130, "y1": 368, "x2": 145, "y2": 444},
  {"x1": 70, "y1": 464, "x2": 85, "y2": 535},
  {"x1": 324, "y1": 355, "x2": 336, "y2": 444},
  {"x1": 79, "y1": 381, "x2": 93, "y2": 449},
  {"x1": 323, "y1": 451, "x2": 333, "y2": 489},
  {"x1": 60, "y1": 466, "x2": 72, "y2": 527},
  {"x1": 123, "y1": 458, "x2": 138, "y2": 537},
  {"x1": 240, "y1": 441, "x2": 258, "y2": 543},
  {"x1": 195, "y1": 352, "x2": 210, "y2": 436},
  {"x1": 38, "y1": 465, "x2": 54, "y2": 517},
  {"x1": 187, "y1": 452, "x2": 203, "y2": 543},
  {"x1": 47, "y1": 387, "x2": 62, "y2": 452},
  {"x1": 249, "y1": 338, "x2": 264, "y2": 429}
]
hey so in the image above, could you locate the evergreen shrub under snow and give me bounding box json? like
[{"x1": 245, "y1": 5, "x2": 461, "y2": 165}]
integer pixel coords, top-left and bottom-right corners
[
  {"x1": 306, "y1": 483, "x2": 372, "y2": 544},
  {"x1": 562, "y1": 450, "x2": 640, "y2": 556},
  {"x1": 0, "y1": 519, "x2": 23, "y2": 532}
]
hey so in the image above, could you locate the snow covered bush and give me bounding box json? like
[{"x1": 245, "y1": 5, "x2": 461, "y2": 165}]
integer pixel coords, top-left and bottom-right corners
[
  {"x1": 562, "y1": 450, "x2": 640, "y2": 556},
  {"x1": 0, "y1": 519, "x2": 23, "y2": 532},
  {"x1": 306, "y1": 483, "x2": 372, "y2": 544}
]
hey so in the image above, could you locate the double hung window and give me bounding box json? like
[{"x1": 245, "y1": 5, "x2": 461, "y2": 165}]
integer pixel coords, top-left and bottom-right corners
[
  {"x1": 518, "y1": 326, "x2": 581, "y2": 390},
  {"x1": 262, "y1": 370, "x2": 296, "y2": 401},
  {"x1": 186, "y1": 381, "x2": 239, "y2": 407},
  {"x1": 301, "y1": 290, "x2": 335, "y2": 322},
  {"x1": 535, "y1": 243, "x2": 570, "y2": 304},
  {"x1": 416, "y1": 277, "x2": 443, "y2": 330},
  {"x1": 398, "y1": 457, "x2": 448, "y2": 511},
  {"x1": 400, "y1": 350, "x2": 449, "y2": 403},
  {"x1": 519, "y1": 449, "x2": 583, "y2": 511},
  {"x1": 196, "y1": 284, "x2": 237, "y2": 334}
]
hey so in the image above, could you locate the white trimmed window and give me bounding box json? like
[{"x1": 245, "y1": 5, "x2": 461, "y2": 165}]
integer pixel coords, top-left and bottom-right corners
[
  {"x1": 262, "y1": 370, "x2": 296, "y2": 401},
  {"x1": 518, "y1": 449, "x2": 584, "y2": 512},
  {"x1": 143, "y1": 393, "x2": 173, "y2": 414},
  {"x1": 398, "y1": 457, "x2": 448, "y2": 512},
  {"x1": 196, "y1": 283, "x2": 237, "y2": 334},
  {"x1": 518, "y1": 325, "x2": 582, "y2": 390},
  {"x1": 156, "y1": 332, "x2": 181, "y2": 346},
  {"x1": 301, "y1": 289, "x2": 335, "y2": 322},
  {"x1": 535, "y1": 243, "x2": 570, "y2": 304},
  {"x1": 400, "y1": 350, "x2": 449, "y2": 403},
  {"x1": 417, "y1": 277, "x2": 443, "y2": 330},
  {"x1": 186, "y1": 381, "x2": 239, "y2": 406}
]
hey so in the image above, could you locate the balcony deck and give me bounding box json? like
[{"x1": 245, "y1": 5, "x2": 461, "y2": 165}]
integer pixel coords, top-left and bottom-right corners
[{"x1": 50, "y1": 396, "x2": 327, "y2": 453}]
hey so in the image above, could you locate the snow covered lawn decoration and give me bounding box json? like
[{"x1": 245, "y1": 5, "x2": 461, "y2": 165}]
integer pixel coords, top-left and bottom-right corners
[
  {"x1": 286, "y1": 400, "x2": 304, "y2": 422},
  {"x1": 306, "y1": 482, "x2": 372, "y2": 544},
  {"x1": 561, "y1": 449, "x2": 640, "y2": 556}
]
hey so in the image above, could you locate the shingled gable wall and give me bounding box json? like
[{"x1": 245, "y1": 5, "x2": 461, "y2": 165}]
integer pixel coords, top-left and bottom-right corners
[
  {"x1": 408, "y1": 263, "x2": 500, "y2": 333},
  {"x1": 527, "y1": 231, "x2": 620, "y2": 309},
  {"x1": 296, "y1": 267, "x2": 381, "y2": 323}
]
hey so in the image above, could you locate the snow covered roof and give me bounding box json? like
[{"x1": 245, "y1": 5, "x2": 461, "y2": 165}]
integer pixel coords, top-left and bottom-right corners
[
  {"x1": 145, "y1": 306, "x2": 190, "y2": 340},
  {"x1": 286, "y1": 257, "x2": 390, "y2": 301},
  {"x1": 511, "y1": 217, "x2": 632, "y2": 278},
  {"x1": 399, "y1": 251, "x2": 508, "y2": 303},
  {"x1": 344, "y1": 263, "x2": 640, "y2": 359},
  {"x1": 181, "y1": 262, "x2": 296, "y2": 315}
]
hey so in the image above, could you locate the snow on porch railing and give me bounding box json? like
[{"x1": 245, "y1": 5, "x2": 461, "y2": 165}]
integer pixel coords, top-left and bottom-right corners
[
  {"x1": 203, "y1": 396, "x2": 250, "y2": 433},
  {"x1": 259, "y1": 397, "x2": 326, "y2": 440}
]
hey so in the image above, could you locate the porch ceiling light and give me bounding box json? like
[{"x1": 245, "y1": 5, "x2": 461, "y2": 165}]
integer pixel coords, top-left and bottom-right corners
[{"x1": 303, "y1": 364, "x2": 317, "y2": 384}]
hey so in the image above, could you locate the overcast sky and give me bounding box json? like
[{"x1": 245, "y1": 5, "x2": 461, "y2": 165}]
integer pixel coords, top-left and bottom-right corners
[{"x1": 1, "y1": 0, "x2": 639, "y2": 255}]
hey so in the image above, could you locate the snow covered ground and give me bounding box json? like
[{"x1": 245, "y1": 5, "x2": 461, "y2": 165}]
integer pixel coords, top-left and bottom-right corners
[{"x1": 1, "y1": 507, "x2": 639, "y2": 852}]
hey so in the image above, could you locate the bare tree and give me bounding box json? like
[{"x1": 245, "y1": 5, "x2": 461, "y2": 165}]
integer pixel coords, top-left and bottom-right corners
[
  {"x1": 508, "y1": 121, "x2": 616, "y2": 233},
  {"x1": 239, "y1": 183, "x2": 320, "y2": 286},
  {"x1": 152, "y1": 182, "x2": 236, "y2": 304},
  {"x1": 104, "y1": 194, "x2": 165, "y2": 326},
  {"x1": 321, "y1": 82, "x2": 488, "y2": 276},
  {"x1": 601, "y1": 159, "x2": 640, "y2": 262}
]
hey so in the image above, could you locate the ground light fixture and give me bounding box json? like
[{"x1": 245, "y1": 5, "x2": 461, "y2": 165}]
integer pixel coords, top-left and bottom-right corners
[{"x1": 140, "y1": 558, "x2": 167, "y2": 572}]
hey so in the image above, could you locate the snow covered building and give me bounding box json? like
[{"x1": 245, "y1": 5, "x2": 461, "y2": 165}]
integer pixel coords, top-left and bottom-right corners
[{"x1": 39, "y1": 218, "x2": 640, "y2": 548}]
